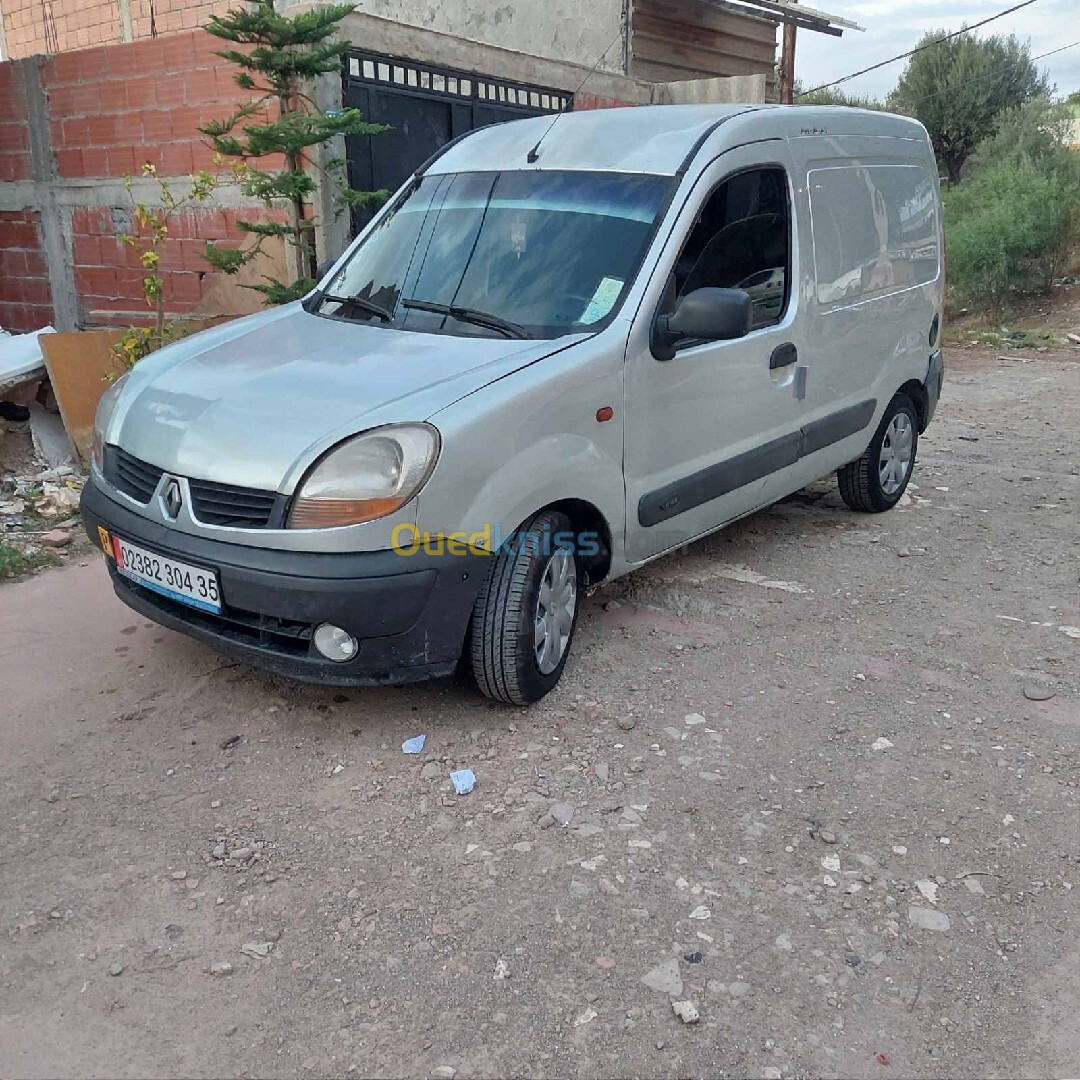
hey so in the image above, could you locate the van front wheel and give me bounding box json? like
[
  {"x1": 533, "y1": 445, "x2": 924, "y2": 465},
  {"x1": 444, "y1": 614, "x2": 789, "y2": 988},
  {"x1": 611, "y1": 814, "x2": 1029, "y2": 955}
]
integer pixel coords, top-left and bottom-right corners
[
  {"x1": 838, "y1": 394, "x2": 918, "y2": 512},
  {"x1": 469, "y1": 509, "x2": 581, "y2": 705}
]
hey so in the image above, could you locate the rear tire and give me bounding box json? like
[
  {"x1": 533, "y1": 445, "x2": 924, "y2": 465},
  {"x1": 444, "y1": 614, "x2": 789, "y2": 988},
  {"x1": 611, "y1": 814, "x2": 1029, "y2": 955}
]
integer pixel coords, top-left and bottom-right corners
[
  {"x1": 838, "y1": 394, "x2": 918, "y2": 513},
  {"x1": 469, "y1": 509, "x2": 581, "y2": 705}
]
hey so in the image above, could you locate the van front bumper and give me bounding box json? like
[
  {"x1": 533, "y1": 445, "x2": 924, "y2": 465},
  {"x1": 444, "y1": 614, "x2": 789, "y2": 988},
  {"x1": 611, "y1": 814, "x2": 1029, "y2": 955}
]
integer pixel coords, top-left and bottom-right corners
[{"x1": 80, "y1": 479, "x2": 488, "y2": 686}]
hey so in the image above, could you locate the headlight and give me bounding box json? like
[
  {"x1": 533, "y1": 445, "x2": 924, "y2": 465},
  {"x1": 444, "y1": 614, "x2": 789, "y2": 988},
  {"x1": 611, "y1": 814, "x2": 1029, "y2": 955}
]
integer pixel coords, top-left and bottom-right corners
[
  {"x1": 91, "y1": 373, "x2": 130, "y2": 473},
  {"x1": 288, "y1": 424, "x2": 439, "y2": 529}
]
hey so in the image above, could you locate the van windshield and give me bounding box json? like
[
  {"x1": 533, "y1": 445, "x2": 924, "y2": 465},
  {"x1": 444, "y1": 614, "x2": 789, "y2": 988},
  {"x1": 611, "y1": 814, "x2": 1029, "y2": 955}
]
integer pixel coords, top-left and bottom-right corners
[{"x1": 317, "y1": 170, "x2": 672, "y2": 340}]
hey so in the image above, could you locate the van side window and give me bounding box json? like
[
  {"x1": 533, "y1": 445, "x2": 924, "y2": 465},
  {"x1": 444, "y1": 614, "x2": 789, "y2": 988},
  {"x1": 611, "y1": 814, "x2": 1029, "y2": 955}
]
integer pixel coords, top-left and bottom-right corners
[{"x1": 673, "y1": 167, "x2": 790, "y2": 332}]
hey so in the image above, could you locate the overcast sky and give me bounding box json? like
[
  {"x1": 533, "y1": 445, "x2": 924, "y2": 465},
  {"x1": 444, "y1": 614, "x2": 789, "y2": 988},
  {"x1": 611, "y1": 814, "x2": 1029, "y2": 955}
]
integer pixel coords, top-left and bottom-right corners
[{"x1": 796, "y1": 0, "x2": 1080, "y2": 101}]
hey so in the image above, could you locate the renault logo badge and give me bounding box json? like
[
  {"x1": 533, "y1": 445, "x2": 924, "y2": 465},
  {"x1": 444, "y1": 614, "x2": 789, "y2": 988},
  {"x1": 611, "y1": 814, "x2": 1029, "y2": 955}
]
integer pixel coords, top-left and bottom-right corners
[{"x1": 163, "y1": 478, "x2": 183, "y2": 519}]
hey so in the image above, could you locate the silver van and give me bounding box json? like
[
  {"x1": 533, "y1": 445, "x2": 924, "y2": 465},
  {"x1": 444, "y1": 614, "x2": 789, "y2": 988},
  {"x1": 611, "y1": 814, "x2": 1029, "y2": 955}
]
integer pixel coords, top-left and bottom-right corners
[{"x1": 82, "y1": 104, "x2": 944, "y2": 704}]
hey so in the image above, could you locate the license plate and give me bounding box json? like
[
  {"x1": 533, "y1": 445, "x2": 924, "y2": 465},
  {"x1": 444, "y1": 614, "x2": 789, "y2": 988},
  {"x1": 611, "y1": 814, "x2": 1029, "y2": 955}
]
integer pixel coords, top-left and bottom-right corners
[{"x1": 112, "y1": 535, "x2": 221, "y2": 614}]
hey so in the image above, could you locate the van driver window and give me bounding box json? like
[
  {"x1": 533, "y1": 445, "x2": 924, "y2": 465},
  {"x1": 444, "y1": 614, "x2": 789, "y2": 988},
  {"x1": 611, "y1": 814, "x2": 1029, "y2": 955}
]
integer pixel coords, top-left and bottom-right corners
[{"x1": 673, "y1": 167, "x2": 790, "y2": 331}]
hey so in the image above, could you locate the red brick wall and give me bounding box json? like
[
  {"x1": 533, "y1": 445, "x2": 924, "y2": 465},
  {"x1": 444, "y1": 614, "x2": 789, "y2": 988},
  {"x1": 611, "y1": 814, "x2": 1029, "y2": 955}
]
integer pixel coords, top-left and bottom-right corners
[
  {"x1": 43, "y1": 31, "x2": 264, "y2": 179},
  {"x1": 69, "y1": 205, "x2": 273, "y2": 325},
  {"x1": 0, "y1": 63, "x2": 32, "y2": 182},
  {"x1": 0, "y1": 0, "x2": 229, "y2": 63},
  {"x1": 0, "y1": 31, "x2": 285, "y2": 329},
  {"x1": 0, "y1": 210, "x2": 53, "y2": 332}
]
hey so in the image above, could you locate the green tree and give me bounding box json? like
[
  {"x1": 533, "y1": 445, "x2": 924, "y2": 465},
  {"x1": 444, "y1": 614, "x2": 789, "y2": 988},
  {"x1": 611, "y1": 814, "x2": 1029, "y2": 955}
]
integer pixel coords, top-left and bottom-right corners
[
  {"x1": 199, "y1": 0, "x2": 388, "y2": 304},
  {"x1": 887, "y1": 31, "x2": 1049, "y2": 184},
  {"x1": 971, "y1": 94, "x2": 1080, "y2": 185}
]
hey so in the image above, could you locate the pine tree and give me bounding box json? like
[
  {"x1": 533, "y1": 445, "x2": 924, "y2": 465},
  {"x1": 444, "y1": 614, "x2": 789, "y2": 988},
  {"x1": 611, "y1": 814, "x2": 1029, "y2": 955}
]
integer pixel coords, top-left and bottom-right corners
[{"x1": 199, "y1": 0, "x2": 388, "y2": 304}]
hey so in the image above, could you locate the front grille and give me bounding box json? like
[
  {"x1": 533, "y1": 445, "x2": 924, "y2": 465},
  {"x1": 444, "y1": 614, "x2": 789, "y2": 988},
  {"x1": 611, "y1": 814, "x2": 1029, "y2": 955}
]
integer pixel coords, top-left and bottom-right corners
[
  {"x1": 189, "y1": 478, "x2": 279, "y2": 528},
  {"x1": 104, "y1": 445, "x2": 280, "y2": 527},
  {"x1": 106, "y1": 446, "x2": 164, "y2": 504}
]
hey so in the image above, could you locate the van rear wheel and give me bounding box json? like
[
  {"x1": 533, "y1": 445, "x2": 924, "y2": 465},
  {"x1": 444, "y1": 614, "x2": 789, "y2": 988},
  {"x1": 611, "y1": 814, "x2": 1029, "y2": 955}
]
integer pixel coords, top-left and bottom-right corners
[
  {"x1": 469, "y1": 509, "x2": 581, "y2": 705},
  {"x1": 838, "y1": 394, "x2": 918, "y2": 513}
]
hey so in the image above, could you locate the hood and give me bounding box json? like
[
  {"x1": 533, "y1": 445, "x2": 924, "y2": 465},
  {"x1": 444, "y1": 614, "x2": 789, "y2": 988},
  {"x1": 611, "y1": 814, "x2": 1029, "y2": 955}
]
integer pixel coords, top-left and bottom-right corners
[{"x1": 110, "y1": 302, "x2": 582, "y2": 492}]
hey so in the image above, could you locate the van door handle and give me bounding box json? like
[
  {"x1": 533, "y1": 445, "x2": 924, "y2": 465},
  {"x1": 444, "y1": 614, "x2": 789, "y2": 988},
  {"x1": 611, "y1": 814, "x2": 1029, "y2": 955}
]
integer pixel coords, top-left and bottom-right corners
[{"x1": 770, "y1": 343, "x2": 798, "y2": 369}]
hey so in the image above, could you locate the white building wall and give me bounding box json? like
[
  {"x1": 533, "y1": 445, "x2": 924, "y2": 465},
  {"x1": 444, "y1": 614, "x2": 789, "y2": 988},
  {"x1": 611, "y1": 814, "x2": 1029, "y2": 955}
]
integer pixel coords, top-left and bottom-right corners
[{"x1": 298, "y1": 0, "x2": 629, "y2": 74}]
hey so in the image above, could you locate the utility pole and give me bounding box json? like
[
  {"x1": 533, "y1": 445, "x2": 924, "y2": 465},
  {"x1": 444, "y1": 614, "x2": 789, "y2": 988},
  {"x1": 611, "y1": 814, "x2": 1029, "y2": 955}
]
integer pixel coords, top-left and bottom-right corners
[{"x1": 780, "y1": 0, "x2": 797, "y2": 103}]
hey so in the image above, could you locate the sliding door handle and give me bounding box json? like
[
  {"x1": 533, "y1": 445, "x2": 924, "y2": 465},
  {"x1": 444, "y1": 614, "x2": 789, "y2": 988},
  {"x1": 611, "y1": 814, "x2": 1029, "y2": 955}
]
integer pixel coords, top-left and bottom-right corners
[{"x1": 770, "y1": 342, "x2": 798, "y2": 370}]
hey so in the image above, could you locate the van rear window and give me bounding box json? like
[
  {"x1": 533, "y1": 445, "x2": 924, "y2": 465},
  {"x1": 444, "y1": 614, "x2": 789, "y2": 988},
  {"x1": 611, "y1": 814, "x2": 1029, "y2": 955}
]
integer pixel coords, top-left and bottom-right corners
[{"x1": 808, "y1": 164, "x2": 939, "y2": 309}]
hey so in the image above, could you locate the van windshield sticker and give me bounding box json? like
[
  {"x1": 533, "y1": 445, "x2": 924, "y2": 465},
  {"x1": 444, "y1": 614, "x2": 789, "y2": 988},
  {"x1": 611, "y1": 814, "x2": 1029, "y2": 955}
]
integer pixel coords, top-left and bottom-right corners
[{"x1": 579, "y1": 277, "x2": 623, "y2": 324}]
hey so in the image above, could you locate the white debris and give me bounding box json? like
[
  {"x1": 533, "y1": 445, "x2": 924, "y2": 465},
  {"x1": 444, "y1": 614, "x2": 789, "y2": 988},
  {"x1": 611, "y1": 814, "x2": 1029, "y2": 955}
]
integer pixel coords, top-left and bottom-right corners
[
  {"x1": 706, "y1": 563, "x2": 811, "y2": 594},
  {"x1": 689, "y1": 905, "x2": 711, "y2": 920},
  {"x1": 915, "y1": 879, "x2": 939, "y2": 905},
  {"x1": 939, "y1": 836, "x2": 951, "y2": 845},
  {"x1": 964, "y1": 877, "x2": 986, "y2": 895},
  {"x1": 821, "y1": 854, "x2": 841, "y2": 873},
  {"x1": 573, "y1": 1007, "x2": 597, "y2": 1027},
  {"x1": 823, "y1": 875, "x2": 837, "y2": 888},
  {"x1": 683, "y1": 713, "x2": 706, "y2": 726},
  {"x1": 892, "y1": 845, "x2": 908, "y2": 856},
  {"x1": 1058, "y1": 626, "x2": 1080, "y2": 639},
  {"x1": 1003, "y1": 814, "x2": 1015, "y2": 825},
  {"x1": 871, "y1": 737, "x2": 894, "y2": 751},
  {"x1": 671, "y1": 1000, "x2": 700, "y2": 1024},
  {"x1": 493, "y1": 959, "x2": 510, "y2": 980},
  {"x1": 675, "y1": 876, "x2": 690, "y2": 890}
]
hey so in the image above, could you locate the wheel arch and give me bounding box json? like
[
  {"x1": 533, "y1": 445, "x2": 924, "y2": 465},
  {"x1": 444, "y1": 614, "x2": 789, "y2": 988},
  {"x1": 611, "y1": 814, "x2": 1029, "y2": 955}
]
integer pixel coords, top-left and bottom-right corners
[
  {"x1": 543, "y1": 498, "x2": 614, "y2": 587},
  {"x1": 897, "y1": 379, "x2": 929, "y2": 432}
]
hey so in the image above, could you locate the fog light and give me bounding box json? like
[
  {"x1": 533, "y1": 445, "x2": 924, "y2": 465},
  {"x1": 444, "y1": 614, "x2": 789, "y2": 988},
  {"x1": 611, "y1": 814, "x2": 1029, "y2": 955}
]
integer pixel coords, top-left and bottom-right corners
[{"x1": 313, "y1": 623, "x2": 358, "y2": 662}]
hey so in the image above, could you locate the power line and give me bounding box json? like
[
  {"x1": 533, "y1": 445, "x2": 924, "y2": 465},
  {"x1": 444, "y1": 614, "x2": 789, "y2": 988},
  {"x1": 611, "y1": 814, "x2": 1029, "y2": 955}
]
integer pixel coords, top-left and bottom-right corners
[{"x1": 796, "y1": 0, "x2": 1046, "y2": 97}]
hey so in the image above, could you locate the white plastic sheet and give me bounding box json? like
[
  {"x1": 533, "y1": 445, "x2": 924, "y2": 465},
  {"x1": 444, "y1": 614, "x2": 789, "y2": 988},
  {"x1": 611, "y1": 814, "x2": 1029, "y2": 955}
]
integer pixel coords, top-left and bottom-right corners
[{"x1": 0, "y1": 325, "x2": 55, "y2": 397}]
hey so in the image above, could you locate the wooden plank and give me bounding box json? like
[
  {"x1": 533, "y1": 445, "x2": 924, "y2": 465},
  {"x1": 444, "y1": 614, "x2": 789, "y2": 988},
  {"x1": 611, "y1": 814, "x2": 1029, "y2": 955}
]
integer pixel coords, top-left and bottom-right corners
[
  {"x1": 39, "y1": 331, "x2": 125, "y2": 465},
  {"x1": 632, "y1": 0, "x2": 778, "y2": 80},
  {"x1": 633, "y1": 33, "x2": 777, "y2": 78},
  {"x1": 637, "y1": 0, "x2": 778, "y2": 44},
  {"x1": 732, "y1": 0, "x2": 863, "y2": 31},
  {"x1": 634, "y1": 14, "x2": 778, "y2": 65}
]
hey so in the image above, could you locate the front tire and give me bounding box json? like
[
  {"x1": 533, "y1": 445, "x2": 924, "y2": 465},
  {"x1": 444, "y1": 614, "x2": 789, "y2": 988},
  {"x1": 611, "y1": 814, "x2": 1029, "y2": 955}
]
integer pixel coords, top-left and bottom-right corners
[
  {"x1": 838, "y1": 394, "x2": 918, "y2": 513},
  {"x1": 469, "y1": 509, "x2": 581, "y2": 705}
]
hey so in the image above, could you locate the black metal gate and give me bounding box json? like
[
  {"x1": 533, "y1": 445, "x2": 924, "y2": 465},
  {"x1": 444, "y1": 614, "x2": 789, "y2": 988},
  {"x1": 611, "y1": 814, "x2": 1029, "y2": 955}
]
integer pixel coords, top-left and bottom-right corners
[{"x1": 343, "y1": 50, "x2": 572, "y2": 230}]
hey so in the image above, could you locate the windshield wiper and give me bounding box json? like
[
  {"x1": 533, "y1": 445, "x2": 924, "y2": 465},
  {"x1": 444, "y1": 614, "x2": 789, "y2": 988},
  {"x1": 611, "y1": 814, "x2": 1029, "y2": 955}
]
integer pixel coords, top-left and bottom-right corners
[
  {"x1": 401, "y1": 297, "x2": 528, "y2": 339},
  {"x1": 320, "y1": 293, "x2": 393, "y2": 323}
]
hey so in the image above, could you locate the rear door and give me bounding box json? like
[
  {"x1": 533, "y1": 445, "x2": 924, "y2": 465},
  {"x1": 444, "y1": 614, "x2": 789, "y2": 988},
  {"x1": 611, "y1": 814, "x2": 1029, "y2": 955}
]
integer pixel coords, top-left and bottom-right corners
[{"x1": 622, "y1": 142, "x2": 807, "y2": 561}]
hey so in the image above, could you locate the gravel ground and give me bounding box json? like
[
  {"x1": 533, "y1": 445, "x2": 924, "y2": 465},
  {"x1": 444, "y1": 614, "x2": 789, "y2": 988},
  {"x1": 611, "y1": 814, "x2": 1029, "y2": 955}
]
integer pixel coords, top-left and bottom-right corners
[{"x1": 1, "y1": 345, "x2": 1078, "y2": 1080}]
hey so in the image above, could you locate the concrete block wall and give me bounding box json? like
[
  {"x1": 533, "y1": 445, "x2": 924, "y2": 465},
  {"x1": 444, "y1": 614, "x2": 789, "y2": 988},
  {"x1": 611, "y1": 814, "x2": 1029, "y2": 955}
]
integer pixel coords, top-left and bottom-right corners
[{"x1": 0, "y1": 30, "x2": 282, "y2": 332}]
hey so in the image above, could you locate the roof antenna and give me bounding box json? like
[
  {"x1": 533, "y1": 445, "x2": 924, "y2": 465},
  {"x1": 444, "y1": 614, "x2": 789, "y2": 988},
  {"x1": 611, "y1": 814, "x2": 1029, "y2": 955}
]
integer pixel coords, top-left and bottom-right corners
[{"x1": 526, "y1": 24, "x2": 626, "y2": 164}]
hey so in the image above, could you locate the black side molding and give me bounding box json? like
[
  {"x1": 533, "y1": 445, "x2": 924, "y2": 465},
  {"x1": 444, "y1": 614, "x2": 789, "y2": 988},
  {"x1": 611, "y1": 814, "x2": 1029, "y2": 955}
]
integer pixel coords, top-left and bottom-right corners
[
  {"x1": 800, "y1": 398, "x2": 876, "y2": 457},
  {"x1": 638, "y1": 398, "x2": 877, "y2": 527}
]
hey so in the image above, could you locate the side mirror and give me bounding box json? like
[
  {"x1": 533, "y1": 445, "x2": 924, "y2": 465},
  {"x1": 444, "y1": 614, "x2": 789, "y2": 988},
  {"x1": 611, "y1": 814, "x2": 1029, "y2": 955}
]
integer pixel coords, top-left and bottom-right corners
[{"x1": 650, "y1": 287, "x2": 752, "y2": 361}]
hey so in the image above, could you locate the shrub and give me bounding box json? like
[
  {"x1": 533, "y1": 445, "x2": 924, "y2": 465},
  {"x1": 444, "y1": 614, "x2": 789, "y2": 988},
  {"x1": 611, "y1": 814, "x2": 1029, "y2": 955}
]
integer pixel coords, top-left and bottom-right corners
[{"x1": 943, "y1": 160, "x2": 1076, "y2": 317}]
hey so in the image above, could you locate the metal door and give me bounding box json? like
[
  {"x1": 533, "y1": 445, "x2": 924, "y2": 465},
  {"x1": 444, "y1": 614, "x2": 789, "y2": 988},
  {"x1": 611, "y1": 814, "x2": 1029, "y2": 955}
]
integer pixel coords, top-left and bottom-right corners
[{"x1": 344, "y1": 52, "x2": 571, "y2": 232}]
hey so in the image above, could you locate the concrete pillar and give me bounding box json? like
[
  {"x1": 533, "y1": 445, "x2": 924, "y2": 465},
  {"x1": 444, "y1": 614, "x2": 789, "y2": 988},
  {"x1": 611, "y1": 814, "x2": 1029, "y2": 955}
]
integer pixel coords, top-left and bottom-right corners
[
  {"x1": 310, "y1": 69, "x2": 352, "y2": 268},
  {"x1": 18, "y1": 58, "x2": 80, "y2": 331}
]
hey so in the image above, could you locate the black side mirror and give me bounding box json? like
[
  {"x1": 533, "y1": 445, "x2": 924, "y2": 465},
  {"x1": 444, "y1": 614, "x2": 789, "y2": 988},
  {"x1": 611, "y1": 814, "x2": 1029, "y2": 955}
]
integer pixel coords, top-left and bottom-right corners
[{"x1": 650, "y1": 287, "x2": 752, "y2": 361}]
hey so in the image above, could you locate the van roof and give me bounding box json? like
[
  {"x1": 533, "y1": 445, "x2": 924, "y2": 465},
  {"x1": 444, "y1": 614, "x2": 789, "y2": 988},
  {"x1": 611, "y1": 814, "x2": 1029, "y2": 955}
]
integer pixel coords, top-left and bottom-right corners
[{"x1": 426, "y1": 103, "x2": 926, "y2": 177}]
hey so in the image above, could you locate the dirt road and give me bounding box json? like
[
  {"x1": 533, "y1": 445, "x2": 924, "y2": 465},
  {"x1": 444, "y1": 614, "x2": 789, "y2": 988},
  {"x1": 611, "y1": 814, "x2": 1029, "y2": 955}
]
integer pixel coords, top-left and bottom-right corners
[{"x1": 1, "y1": 347, "x2": 1078, "y2": 1080}]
